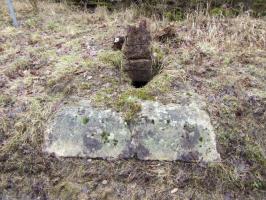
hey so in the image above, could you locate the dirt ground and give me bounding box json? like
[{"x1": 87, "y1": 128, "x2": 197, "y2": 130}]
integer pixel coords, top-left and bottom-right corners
[{"x1": 0, "y1": 1, "x2": 265, "y2": 199}]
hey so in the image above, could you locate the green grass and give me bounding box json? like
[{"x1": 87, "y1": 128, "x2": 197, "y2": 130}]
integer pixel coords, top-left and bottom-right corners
[
  {"x1": 0, "y1": 0, "x2": 265, "y2": 199},
  {"x1": 98, "y1": 50, "x2": 124, "y2": 69},
  {"x1": 0, "y1": 95, "x2": 14, "y2": 107}
]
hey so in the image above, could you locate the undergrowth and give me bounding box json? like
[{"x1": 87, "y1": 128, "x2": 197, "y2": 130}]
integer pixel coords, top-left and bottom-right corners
[{"x1": 0, "y1": 0, "x2": 265, "y2": 199}]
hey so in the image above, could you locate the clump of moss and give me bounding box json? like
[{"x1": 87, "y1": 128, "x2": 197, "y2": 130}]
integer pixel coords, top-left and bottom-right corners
[
  {"x1": 147, "y1": 72, "x2": 173, "y2": 95},
  {"x1": 114, "y1": 88, "x2": 154, "y2": 122},
  {"x1": 101, "y1": 131, "x2": 110, "y2": 143},
  {"x1": 117, "y1": 88, "x2": 154, "y2": 103},
  {"x1": 92, "y1": 86, "x2": 117, "y2": 106},
  {"x1": 116, "y1": 99, "x2": 142, "y2": 123},
  {"x1": 81, "y1": 117, "x2": 89, "y2": 125},
  {"x1": 124, "y1": 102, "x2": 142, "y2": 122},
  {"x1": 100, "y1": 131, "x2": 119, "y2": 146}
]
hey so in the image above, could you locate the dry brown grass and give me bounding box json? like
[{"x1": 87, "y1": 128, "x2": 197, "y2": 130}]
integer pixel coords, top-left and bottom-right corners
[{"x1": 0, "y1": 0, "x2": 265, "y2": 199}]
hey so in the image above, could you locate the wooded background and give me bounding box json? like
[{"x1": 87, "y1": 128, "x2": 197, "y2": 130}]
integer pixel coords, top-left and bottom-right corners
[{"x1": 64, "y1": 0, "x2": 266, "y2": 17}]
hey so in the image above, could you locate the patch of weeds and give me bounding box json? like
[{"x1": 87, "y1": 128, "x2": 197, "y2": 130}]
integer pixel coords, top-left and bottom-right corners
[
  {"x1": 223, "y1": 55, "x2": 233, "y2": 66},
  {"x1": 46, "y1": 21, "x2": 60, "y2": 31},
  {"x1": 78, "y1": 82, "x2": 91, "y2": 90},
  {"x1": 244, "y1": 138, "x2": 266, "y2": 166},
  {"x1": 246, "y1": 65, "x2": 266, "y2": 80},
  {"x1": 220, "y1": 95, "x2": 242, "y2": 120},
  {"x1": 98, "y1": 50, "x2": 123, "y2": 69},
  {"x1": 152, "y1": 44, "x2": 165, "y2": 74},
  {"x1": 218, "y1": 126, "x2": 242, "y2": 149},
  {"x1": 4, "y1": 57, "x2": 32, "y2": 77},
  {"x1": 147, "y1": 72, "x2": 173, "y2": 94},
  {"x1": 52, "y1": 181, "x2": 81, "y2": 200},
  {"x1": 47, "y1": 54, "x2": 82, "y2": 94},
  {"x1": 0, "y1": 118, "x2": 9, "y2": 141},
  {"x1": 92, "y1": 87, "x2": 117, "y2": 105},
  {"x1": 25, "y1": 18, "x2": 39, "y2": 29},
  {"x1": 164, "y1": 8, "x2": 183, "y2": 21},
  {"x1": 0, "y1": 97, "x2": 47, "y2": 157},
  {"x1": 51, "y1": 54, "x2": 83, "y2": 78},
  {"x1": 81, "y1": 117, "x2": 89, "y2": 125},
  {"x1": 115, "y1": 89, "x2": 151, "y2": 122},
  {"x1": 56, "y1": 54, "x2": 81, "y2": 69},
  {"x1": 124, "y1": 102, "x2": 142, "y2": 122},
  {"x1": 92, "y1": 92, "x2": 106, "y2": 104},
  {"x1": 118, "y1": 88, "x2": 155, "y2": 103},
  {"x1": 28, "y1": 32, "x2": 42, "y2": 45},
  {"x1": 218, "y1": 131, "x2": 233, "y2": 145},
  {"x1": 197, "y1": 42, "x2": 218, "y2": 56},
  {"x1": 14, "y1": 57, "x2": 32, "y2": 70},
  {"x1": 24, "y1": 76, "x2": 34, "y2": 87},
  {"x1": 0, "y1": 27, "x2": 17, "y2": 37},
  {"x1": 64, "y1": 39, "x2": 81, "y2": 52},
  {"x1": 179, "y1": 49, "x2": 194, "y2": 65},
  {"x1": 82, "y1": 59, "x2": 96, "y2": 69},
  {"x1": 0, "y1": 94, "x2": 14, "y2": 107},
  {"x1": 210, "y1": 7, "x2": 240, "y2": 17},
  {"x1": 47, "y1": 75, "x2": 74, "y2": 95},
  {"x1": 249, "y1": 180, "x2": 266, "y2": 190},
  {"x1": 206, "y1": 163, "x2": 242, "y2": 190},
  {"x1": 39, "y1": 49, "x2": 57, "y2": 61}
]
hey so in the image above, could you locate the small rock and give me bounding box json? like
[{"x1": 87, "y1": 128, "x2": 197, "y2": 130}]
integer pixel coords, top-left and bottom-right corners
[
  {"x1": 112, "y1": 36, "x2": 125, "y2": 50},
  {"x1": 86, "y1": 75, "x2": 93, "y2": 80},
  {"x1": 170, "y1": 188, "x2": 178, "y2": 194},
  {"x1": 102, "y1": 180, "x2": 108, "y2": 185}
]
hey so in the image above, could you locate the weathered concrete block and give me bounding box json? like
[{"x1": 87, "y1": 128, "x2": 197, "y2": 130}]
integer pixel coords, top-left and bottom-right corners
[
  {"x1": 133, "y1": 101, "x2": 221, "y2": 162},
  {"x1": 45, "y1": 105, "x2": 133, "y2": 159},
  {"x1": 124, "y1": 59, "x2": 153, "y2": 82},
  {"x1": 122, "y1": 20, "x2": 153, "y2": 83},
  {"x1": 123, "y1": 44, "x2": 151, "y2": 60},
  {"x1": 124, "y1": 21, "x2": 151, "y2": 46},
  {"x1": 44, "y1": 99, "x2": 221, "y2": 163}
]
